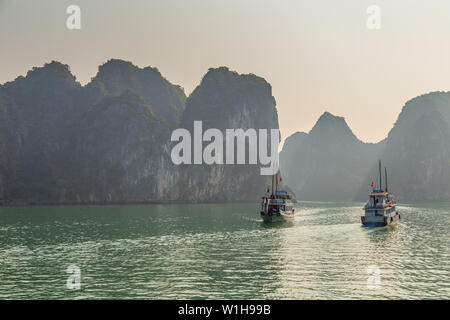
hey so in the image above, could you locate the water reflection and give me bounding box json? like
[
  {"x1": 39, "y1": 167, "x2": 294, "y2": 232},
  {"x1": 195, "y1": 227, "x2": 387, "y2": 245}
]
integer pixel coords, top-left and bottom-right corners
[{"x1": 0, "y1": 202, "x2": 448, "y2": 299}]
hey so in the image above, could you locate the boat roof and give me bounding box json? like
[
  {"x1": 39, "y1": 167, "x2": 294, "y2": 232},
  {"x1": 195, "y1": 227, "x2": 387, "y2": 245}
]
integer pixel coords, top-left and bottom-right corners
[{"x1": 368, "y1": 191, "x2": 388, "y2": 196}]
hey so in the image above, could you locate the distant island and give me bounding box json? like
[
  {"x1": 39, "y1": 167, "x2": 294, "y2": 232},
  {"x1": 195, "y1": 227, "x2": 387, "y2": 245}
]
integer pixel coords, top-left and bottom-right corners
[
  {"x1": 0, "y1": 60, "x2": 280, "y2": 205},
  {"x1": 0, "y1": 59, "x2": 449, "y2": 205},
  {"x1": 281, "y1": 94, "x2": 450, "y2": 202}
]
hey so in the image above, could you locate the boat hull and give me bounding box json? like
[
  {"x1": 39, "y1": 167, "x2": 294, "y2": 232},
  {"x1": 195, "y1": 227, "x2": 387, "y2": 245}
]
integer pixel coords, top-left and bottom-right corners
[
  {"x1": 361, "y1": 211, "x2": 400, "y2": 227},
  {"x1": 260, "y1": 211, "x2": 294, "y2": 223}
]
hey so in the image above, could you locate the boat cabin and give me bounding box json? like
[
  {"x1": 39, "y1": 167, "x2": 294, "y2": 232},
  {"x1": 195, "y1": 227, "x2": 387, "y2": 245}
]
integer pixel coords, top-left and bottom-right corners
[
  {"x1": 261, "y1": 190, "x2": 294, "y2": 212},
  {"x1": 366, "y1": 189, "x2": 387, "y2": 208}
]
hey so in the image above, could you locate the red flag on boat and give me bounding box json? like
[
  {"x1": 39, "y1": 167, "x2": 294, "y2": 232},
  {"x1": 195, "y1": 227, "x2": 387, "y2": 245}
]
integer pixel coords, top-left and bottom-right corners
[
  {"x1": 280, "y1": 177, "x2": 282, "y2": 182},
  {"x1": 371, "y1": 181, "x2": 374, "y2": 188}
]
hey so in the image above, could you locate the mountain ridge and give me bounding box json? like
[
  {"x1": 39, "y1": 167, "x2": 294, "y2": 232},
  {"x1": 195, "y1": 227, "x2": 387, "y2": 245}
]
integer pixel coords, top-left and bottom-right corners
[
  {"x1": 0, "y1": 60, "x2": 280, "y2": 204},
  {"x1": 281, "y1": 91, "x2": 450, "y2": 202},
  {"x1": 1, "y1": 60, "x2": 449, "y2": 203}
]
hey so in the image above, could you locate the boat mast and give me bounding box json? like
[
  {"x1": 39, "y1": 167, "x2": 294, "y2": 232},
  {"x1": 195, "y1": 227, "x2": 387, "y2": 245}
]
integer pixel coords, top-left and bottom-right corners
[
  {"x1": 385, "y1": 167, "x2": 388, "y2": 193},
  {"x1": 271, "y1": 164, "x2": 275, "y2": 196},
  {"x1": 271, "y1": 174, "x2": 274, "y2": 196},
  {"x1": 379, "y1": 160, "x2": 382, "y2": 191},
  {"x1": 275, "y1": 170, "x2": 278, "y2": 195}
]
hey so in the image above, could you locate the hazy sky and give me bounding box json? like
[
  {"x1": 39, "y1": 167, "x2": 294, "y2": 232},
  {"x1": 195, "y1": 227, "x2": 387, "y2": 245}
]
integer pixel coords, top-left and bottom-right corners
[{"x1": 1, "y1": 0, "x2": 450, "y2": 143}]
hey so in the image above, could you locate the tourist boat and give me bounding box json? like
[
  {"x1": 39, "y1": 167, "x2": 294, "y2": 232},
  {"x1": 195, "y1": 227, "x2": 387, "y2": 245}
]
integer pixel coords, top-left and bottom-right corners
[
  {"x1": 260, "y1": 172, "x2": 295, "y2": 223},
  {"x1": 361, "y1": 160, "x2": 400, "y2": 227}
]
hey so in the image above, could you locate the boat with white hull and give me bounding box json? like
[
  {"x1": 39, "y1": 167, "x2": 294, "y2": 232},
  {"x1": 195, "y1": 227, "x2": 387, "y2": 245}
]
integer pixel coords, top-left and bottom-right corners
[{"x1": 361, "y1": 161, "x2": 400, "y2": 227}]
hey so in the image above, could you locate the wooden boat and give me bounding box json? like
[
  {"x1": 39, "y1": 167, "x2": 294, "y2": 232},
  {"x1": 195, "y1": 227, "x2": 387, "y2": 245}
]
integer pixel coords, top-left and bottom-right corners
[{"x1": 260, "y1": 172, "x2": 295, "y2": 223}]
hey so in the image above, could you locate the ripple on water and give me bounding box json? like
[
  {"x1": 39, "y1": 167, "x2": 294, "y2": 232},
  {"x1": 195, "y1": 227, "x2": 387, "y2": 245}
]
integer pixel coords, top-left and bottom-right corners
[{"x1": 0, "y1": 202, "x2": 448, "y2": 299}]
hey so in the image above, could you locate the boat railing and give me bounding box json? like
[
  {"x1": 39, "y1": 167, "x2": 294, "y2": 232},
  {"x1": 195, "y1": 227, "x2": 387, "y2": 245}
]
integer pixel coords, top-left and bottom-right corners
[
  {"x1": 364, "y1": 202, "x2": 386, "y2": 209},
  {"x1": 269, "y1": 198, "x2": 286, "y2": 205}
]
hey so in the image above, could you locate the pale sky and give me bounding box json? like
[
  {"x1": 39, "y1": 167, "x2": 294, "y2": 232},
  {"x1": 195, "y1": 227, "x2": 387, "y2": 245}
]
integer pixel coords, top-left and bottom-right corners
[{"x1": 1, "y1": 0, "x2": 450, "y2": 143}]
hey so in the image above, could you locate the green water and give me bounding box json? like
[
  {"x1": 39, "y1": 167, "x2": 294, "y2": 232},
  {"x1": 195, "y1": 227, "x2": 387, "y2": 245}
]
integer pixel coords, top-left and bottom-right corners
[{"x1": 0, "y1": 202, "x2": 448, "y2": 299}]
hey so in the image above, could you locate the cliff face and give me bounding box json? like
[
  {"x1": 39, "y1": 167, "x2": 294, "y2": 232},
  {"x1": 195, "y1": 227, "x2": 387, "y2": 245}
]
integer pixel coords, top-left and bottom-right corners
[
  {"x1": 175, "y1": 67, "x2": 280, "y2": 202},
  {"x1": 281, "y1": 92, "x2": 450, "y2": 202},
  {"x1": 371, "y1": 92, "x2": 450, "y2": 201},
  {"x1": 3, "y1": 60, "x2": 449, "y2": 204},
  {"x1": 69, "y1": 91, "x2": 172, "y2": 203},
  {"x1": 280, "y1": 112, "x2": 384, "y2": 201},
  {"x1": 0, "y1": 62, "x2": 84, "y2": 203},
  {"x1": 0, "y1": 62, "x2": 280, "y2": 204},
  {"x1": 0, "y1": 60, "x2": 184, "y2": 204}
]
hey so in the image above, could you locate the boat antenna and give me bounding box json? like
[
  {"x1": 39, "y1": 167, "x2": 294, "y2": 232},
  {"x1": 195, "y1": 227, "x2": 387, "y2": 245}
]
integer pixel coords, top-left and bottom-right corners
[
  {"x1": 385, "y1": 167, "x2": 388, "y2": 193},
  {"x1": 379, "y1": 160, "x2": 382, "y2": 191}
]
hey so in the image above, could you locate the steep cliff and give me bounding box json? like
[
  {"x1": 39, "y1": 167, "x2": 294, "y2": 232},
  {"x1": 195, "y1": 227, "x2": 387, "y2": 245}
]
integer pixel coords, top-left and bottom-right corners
[
  {"x1": 175, "y1": 67, "x2": 281, "y2": 202},
  {"x1": 370, "y1": 92, "x2": 450, "y2": 201},
  {"x1": 3, "y1": 60, "x2": 449, "y2": 204},
  {"x1": 0, "y1": 60, "x2": 186, "y2": 204},
  {"x1": 281, "y1": 92, "x2": 450, "y2": 202},
  {"x1": 0, "y1": 62, "x2": 281, "y2": 204},
  {"x1": 66, "y1": 91, "x2": 172, "y2": 203},
  {"x1": 0, "y1": 61, "x2": 84, "y2": 203}
]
